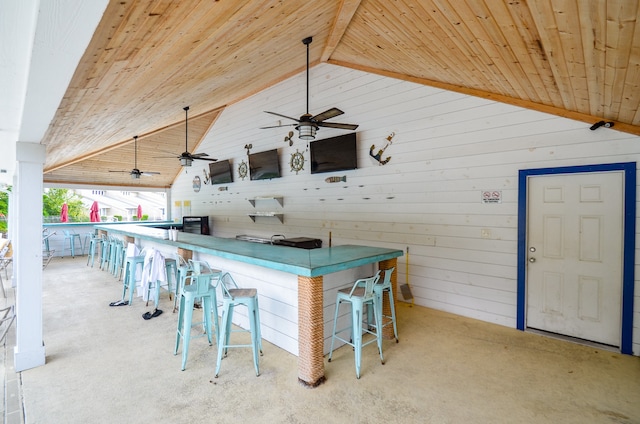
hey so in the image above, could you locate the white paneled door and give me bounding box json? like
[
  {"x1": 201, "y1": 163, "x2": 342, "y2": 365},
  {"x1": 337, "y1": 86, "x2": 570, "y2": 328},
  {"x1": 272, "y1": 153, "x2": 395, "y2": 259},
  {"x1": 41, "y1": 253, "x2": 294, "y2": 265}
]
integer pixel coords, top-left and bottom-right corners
[{"x1": 526, "y1": 171, "x2": 624, "y2": 347}]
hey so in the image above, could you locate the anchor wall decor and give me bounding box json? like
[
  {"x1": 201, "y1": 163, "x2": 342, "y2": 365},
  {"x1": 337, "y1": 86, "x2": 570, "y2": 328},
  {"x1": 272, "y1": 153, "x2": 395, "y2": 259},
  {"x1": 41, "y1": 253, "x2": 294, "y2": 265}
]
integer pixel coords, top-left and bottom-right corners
[
  {"x1": 370, "y1": 132, "x2": 395, "y2": 165},
  {"x1": 202, "y1": 168, "x2": 211, "y2": 185}
]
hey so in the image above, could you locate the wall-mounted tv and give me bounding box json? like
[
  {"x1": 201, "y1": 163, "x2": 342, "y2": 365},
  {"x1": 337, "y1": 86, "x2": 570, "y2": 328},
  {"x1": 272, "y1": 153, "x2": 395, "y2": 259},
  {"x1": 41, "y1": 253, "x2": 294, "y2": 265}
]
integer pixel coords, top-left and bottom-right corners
[
  {"x1": 249, "y1": 148, "x2": 281, "y2": 180},
  {"x1": 208, "y1": 159, "x2": 233, "y2": 185},
  {"x1": 310, "y1": 132, "x2": 357, "y2": 174}
]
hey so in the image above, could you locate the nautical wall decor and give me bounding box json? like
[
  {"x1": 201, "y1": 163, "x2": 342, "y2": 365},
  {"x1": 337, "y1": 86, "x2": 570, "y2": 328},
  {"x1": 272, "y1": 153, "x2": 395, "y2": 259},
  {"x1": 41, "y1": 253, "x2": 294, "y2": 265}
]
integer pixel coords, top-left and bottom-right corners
[
  {"x1": 238, "y1": 160, "x2": 248, "y2": 180},
  {"x1": 290, "y1": 150, "x2": 304, "y2": 174},
  {"x1": 284, "y1": 131, "x2": 294, "y2": 146},
  {"x1": 370, "y1": 132, "x2": 395, "y2": 165},
  {"x1": 325, "y1": 176, "x2": 346, "y2": 183},
  {"x1": 192, "y1": 176, "x2": 201, "y2": 192},
  {"x1": 202, "y1": 168, "x2": 210, "y2": 185}
]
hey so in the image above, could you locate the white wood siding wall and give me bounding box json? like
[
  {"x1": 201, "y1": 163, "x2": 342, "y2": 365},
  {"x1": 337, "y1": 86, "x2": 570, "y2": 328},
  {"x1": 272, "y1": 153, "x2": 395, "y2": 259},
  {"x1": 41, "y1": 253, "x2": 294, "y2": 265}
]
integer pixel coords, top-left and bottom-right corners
[{"x1": 171, "y1": 64, "x2": 640, "y2": 355}]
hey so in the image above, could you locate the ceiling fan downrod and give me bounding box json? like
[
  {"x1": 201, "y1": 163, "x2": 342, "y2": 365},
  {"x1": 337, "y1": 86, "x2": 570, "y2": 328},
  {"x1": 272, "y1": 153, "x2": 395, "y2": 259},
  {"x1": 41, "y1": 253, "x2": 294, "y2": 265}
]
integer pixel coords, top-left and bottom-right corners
[{"x1": 303, "y1": 36, "x2": 312, "y2": 115}]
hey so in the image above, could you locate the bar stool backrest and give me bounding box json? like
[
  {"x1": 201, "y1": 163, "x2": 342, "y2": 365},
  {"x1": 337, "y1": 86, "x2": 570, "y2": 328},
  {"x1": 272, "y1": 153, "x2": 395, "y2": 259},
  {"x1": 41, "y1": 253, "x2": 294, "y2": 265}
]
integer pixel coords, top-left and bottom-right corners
[
  {"x1": 188, "y1": 259, "x2": 214, "y2": 275},
  {"x1": 348, "y1": 273, "x2": 380, "y2": 299},
  {"x1": 185, "y1": 273, "x2": 215, "y2": 297}
]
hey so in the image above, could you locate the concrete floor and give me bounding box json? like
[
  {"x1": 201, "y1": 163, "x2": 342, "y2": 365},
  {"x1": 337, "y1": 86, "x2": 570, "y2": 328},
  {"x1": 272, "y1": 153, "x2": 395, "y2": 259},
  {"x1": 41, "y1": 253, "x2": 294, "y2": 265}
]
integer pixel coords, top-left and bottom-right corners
[{"x1": 3, "y1": 256, "x2": 640, "y2": 423}]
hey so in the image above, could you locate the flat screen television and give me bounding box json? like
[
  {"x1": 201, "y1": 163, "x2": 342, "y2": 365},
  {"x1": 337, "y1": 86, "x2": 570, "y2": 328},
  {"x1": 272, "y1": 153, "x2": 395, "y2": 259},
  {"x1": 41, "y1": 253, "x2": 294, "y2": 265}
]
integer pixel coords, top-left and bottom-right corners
[
  {"x1": 310, "y1": 132, "x2": 357, "y2": 174},
  {"x1": 208, "y1": 159, "x2": 233, "y2": 184},
  {"x1": 249, "y1": 148, "x2": 281, "y2": 180}
]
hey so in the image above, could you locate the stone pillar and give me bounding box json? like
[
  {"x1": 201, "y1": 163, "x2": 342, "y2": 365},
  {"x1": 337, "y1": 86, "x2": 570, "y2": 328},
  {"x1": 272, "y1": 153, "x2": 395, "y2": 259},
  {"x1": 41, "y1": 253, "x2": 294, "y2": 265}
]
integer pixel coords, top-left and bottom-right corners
[{"x1": 14, "y1": 142, "x2": 46, "y2": 371}]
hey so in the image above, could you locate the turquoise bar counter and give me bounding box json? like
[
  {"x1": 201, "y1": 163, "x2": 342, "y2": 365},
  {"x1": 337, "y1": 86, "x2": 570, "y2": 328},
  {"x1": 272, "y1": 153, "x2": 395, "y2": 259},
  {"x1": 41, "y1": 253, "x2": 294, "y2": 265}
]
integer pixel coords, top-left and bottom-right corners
[
  {"x1": 97, "y1": 224, "x2": 402, "y2": 277},
  {"x1": 98, "y1": 224, "x2": 403, "y2": 387}
]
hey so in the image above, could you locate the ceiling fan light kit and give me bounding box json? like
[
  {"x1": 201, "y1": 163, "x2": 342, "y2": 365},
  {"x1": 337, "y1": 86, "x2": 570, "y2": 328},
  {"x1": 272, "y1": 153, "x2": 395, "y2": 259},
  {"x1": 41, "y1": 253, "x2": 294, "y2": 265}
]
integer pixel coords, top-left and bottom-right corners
[{"x1": 296, "y1": 121, "x2": 317, "y2": 140}]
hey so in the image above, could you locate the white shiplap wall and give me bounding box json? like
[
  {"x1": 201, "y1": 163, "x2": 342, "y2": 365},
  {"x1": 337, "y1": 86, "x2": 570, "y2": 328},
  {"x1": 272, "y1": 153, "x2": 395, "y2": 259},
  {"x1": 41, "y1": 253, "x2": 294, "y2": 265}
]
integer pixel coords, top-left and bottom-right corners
[{"x1": 172, "y1": 64, "x2": 640, "y2": 355}]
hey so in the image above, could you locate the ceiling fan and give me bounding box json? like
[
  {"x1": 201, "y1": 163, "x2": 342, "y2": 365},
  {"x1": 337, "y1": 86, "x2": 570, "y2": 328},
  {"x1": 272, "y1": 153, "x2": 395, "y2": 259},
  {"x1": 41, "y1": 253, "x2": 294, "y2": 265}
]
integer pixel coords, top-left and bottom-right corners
[
  {"x1": 260, "y1": 36, "x2": 358, "y2": 140},
  {"x1": 160, "y1": 106, "x2": 217, "y2": 167},
  {"x1": 109, "y1": 135, "x2": 161, "y2": 179}
]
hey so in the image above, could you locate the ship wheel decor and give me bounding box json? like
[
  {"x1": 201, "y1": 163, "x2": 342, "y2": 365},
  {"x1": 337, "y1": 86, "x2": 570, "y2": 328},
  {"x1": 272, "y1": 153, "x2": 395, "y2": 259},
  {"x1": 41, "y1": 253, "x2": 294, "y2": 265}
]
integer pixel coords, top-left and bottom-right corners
[
  {"x1": 238, "y1": 160, "x2": 248, "y2": 180},
  {"x1": 290, "y1": 150, "x2": 305, "y2": 174}
]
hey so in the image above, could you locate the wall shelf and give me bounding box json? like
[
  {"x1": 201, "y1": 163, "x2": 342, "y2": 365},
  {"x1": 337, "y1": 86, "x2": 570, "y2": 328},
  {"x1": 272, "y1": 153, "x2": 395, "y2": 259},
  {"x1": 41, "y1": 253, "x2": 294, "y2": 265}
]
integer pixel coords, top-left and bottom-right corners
[
  {"x1": 248, "y1": 196, "x2": 283, "y2": 222},
  {"x1": 247, "y1": 212, "x2": 284, "y2": 223},
  {"x1": 248, "y1": 196, "x2": 283, "y2": 207}
]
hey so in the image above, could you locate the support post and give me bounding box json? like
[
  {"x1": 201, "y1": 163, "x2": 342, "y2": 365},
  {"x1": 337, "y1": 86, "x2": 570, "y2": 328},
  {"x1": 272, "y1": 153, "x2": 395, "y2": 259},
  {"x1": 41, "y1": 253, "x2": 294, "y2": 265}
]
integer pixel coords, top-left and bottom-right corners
[
  {"x1": 297, "y1": 275, "x2": 325, "y2": 387},
  {"x1": 14, "y1": 142, "x2": 46, "y2": 371}
]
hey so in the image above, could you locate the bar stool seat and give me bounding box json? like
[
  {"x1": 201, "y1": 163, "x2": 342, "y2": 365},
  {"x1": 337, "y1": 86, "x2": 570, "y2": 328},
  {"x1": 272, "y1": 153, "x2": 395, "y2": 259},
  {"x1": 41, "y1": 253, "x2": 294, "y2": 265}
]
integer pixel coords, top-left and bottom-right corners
[
  {"x1": 328, "y1": 273, "x2": 383, "y2": 379},
  {"x1": 215, "y1": 272, "x2": 262, "y2": 378},
  {"x1": 174, "y1": 272, "x2": 220, "y2": 370}
]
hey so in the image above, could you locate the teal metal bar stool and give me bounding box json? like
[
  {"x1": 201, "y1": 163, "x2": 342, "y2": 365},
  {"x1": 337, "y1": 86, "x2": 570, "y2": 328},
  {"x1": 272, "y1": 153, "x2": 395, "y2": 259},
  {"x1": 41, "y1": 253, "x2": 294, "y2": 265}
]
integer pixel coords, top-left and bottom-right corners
[
  {"x1": 173, "y1": 256, "x2": 192, "y2": 313},
  {"x1": 144, "y1": 250, "x2": 175, "y2": 308},
  {"x1": 116, "y1": 241, "x2": 129, "y2": 280},
  {"x1": 62, "y1": 230, "x2": 82, "y2": 258},
  {"x1": 101, "y1": 235, "x2": 116, "y2": 271},
  {"x1": 99, "y1": 234, "x2": 110, "y2": 270},
  {"x1": 85, "y1": 233, "x2": 103, "y2": 267},
  {"x1": 122, "y1": 246, "x2": 145, "y2": 305},
  {"x1": 174, "y1": 272, "x2": 220, "y2": 370},
  {"x1": 372, "y1": 267, "x2": 398, "y2": 343},
  {"x1": 328, "y1": 273, "x2": 383, "y2": 379},
  {"x1": 111, "y1": 239, "x2": 125, "y2": 277},
  {"x1": 164, "y1": 256, "x2": 179, "y2": 297},
  {"x1": 109, "y1": 239, "x2": 124, "y2": 276},
  {"x1": 215, "y1": 272, "x2": 263, "y2": 378}
]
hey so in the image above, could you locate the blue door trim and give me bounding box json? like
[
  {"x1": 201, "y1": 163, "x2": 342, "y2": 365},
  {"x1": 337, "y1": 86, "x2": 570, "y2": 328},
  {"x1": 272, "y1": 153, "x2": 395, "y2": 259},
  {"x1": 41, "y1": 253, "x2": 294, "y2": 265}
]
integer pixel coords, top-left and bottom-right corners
[{"x1": 517, "y1": 162, "x2": 636, "y2": 354}]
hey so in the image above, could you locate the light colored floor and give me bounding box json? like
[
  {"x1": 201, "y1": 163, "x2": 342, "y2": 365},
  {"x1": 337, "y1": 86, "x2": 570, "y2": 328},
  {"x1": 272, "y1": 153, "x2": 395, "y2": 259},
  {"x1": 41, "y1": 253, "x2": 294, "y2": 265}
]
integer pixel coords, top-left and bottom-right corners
[{"x1": 3, "y1": 256, "x2": 640, "y2": 423}]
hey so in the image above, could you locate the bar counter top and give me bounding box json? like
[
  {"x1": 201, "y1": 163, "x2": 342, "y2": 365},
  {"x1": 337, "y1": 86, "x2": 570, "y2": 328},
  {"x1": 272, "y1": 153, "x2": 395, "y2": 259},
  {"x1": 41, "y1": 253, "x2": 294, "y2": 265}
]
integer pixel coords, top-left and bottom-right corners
[{"x1": 97, "y1": 224, "x2": 403, "y2": 277}]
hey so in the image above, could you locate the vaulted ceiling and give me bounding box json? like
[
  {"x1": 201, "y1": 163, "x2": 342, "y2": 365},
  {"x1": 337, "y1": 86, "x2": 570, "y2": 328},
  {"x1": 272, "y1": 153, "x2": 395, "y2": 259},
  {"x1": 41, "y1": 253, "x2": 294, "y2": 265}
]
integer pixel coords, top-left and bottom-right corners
[{"x1": 40, "y1": 0, "x2": 640, "y2": 188}]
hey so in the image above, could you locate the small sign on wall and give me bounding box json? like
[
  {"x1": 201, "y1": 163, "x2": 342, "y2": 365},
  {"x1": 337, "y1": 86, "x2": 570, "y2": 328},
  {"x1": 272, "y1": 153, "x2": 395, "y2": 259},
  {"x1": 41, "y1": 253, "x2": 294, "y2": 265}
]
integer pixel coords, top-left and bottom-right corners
[{"x1": 482, "y1": 190, "x2": 502, "y2": 204}]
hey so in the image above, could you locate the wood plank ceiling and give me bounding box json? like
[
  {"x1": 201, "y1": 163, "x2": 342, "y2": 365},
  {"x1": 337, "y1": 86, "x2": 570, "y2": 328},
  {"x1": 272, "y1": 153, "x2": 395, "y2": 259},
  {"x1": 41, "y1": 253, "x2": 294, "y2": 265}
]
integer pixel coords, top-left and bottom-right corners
[{"x1": 43, "y1": 0, "x2": 640, "y2": 189}]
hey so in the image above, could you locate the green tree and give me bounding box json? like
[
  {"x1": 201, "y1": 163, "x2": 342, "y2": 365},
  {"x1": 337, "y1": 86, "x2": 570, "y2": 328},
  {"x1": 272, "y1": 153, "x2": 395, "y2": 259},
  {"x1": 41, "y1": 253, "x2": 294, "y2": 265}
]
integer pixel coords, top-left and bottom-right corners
[
  {"x1": 43, "y1": 189, "x2": 87, "y2": 222},
  {"x1": 0, "y1": 186, "x2": 9, "y2": 232}
]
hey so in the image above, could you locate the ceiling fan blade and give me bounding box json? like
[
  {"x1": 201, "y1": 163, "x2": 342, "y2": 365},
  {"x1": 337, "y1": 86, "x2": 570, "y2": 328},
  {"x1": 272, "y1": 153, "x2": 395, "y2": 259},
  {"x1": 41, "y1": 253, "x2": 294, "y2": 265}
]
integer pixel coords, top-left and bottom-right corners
[
  {"x1": 108, "y1": 170, "x2": 129, "y2": 173},
  {"x1": 317, "y1": 122, "x2": 359, "y2": 130},
  {"x1": 259, "y1": 123, "x2": 297, "y2": 129},
  {"x1": 141, "y1": 171, "x2": 161, "y2": 176},
  {"x1": 193, "y1": 157, "x2": 217, "y2": 162},
  {"x1": 190, "y1": 152, "x2": 210, "y2": 158},
  {"x1": 311, "y1": 107, "x2": 344, "y2": 122},
  {"x1": 264, "y1": 111, "x2": 301, "y2": 122}
]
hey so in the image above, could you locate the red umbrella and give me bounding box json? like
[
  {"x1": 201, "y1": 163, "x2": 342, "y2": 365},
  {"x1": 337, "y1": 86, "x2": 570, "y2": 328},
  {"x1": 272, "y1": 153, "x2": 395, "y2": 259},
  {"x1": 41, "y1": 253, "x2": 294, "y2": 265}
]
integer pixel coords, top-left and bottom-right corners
[
  {"x1": 137, "y1": 205, "x2": 142, "y2": 220},
  {"x1": 60, "y1": 203, "x2": 68, "y2": 223},
  {"x1": 90, "y1": 201, "x2": 101, "y2": 222}
]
